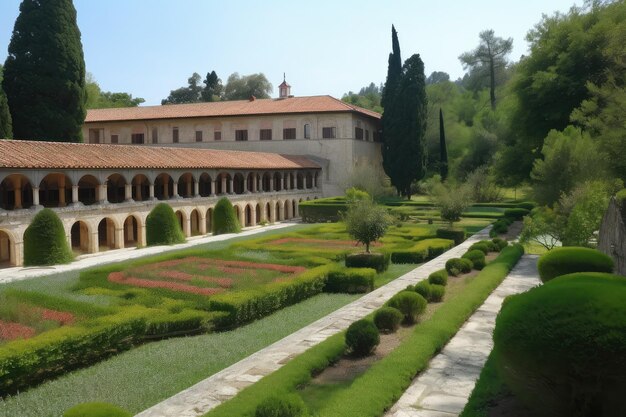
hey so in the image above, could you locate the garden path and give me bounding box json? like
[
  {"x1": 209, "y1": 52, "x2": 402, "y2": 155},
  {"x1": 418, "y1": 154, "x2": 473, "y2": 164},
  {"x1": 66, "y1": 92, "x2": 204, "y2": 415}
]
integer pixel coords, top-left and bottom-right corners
[
  {"x1": 0, "y1": 222, "x2": 298, "y2": 285},
  {"x1": 135, "y1": 227, "x2": 492, "y2": 417},
  {"x1": 384, "y1": 255, "x2": 540, "y2": 417}
]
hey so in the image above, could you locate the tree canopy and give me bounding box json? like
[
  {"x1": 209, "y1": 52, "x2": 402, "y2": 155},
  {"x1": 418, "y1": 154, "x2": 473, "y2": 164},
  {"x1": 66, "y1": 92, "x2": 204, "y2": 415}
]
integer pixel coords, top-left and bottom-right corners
[
  {"x1": 85, "y1": 73, "x2": 145, "y2": 109},
  {"x1": 3, "y1": 0, "x2": 86, "y2": 142},
  {"x1": 223, "y1": 73, "x2": 272, "y2": 100},
  {"x1": 162, "y1": 72, "x2": 204, "y2": 105}
]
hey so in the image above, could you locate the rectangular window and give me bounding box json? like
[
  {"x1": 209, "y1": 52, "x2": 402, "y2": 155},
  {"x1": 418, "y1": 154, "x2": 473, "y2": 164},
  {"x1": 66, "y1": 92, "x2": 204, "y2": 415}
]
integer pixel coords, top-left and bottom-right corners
[
  {"x1": 214, "y1": 131, "x2": 221, "y2": 141},
  {"x1": 260, "y1": 129, "x2": 272, "y2": 141},
  {"x1": 235, "y1": 129, "x2": 248, "y2": 141},
  {"x1": 195, "y1": 130, "x2": 203, "y2": 142},
  {"x1": 88, "y1": 128, "x2": 103, "y2": 144},
  {"x1": 152, "y1": 128, "x2": 158, "y2": 144},
  {"x1": 172, "y1": 127, "x2": 179, "y2": 143},
  {"x1": 365, "y1": 130, "x2": 370, "y2": 141},
  {"x1": 111, "y1": 134, "x2": 119, "y2": 144},
  {"x1": 355, "y1": 127, "x2": 364, "y2": 140},
  {"x1": 304, "y1": 124, "x2": 311, "y2": 139},
  {"x1": 283, "y1": 128, "x2": 296, "y2": 140},
  {"x1": 322, "y1": 127, "x2": 336, "y2": 139},
  {"x1": 131, "y1": 133, "x2": 144, "y2": 144}
]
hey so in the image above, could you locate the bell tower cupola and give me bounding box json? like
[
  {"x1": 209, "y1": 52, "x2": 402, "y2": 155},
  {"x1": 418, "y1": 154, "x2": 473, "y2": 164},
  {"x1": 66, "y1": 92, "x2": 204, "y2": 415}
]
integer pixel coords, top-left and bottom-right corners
[{"x1": 278, "y1": 73, "x2": 291, "y2": 98}]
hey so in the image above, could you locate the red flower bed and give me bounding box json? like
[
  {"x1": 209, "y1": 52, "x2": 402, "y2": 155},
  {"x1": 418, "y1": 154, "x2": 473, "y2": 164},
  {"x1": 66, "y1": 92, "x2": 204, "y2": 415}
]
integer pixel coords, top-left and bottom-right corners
[
  {"x1": 109, "y1": 272, "x2": 224, "y2": 296},
  {"x1": 0, "y1": 320, "x2": 36, "y2": 341},
  {"x1": 159, "y1": 270, "x2": 195, "y2": 281},
  {"x1": 218, "y1": 266, "x2": 256, "y2": 275},
  {"x1": 41, "y1": 309, "x2": 75, "y2": 325},
  {"x1": 193, "y1": 258, "x2": 306, "y2": 274}
]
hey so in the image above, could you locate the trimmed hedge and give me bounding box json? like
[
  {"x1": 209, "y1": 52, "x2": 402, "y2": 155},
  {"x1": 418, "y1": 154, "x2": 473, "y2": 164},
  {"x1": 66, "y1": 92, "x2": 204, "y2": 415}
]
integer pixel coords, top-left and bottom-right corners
[
  {"x1": 255, "y1": 395, "x2": 308, "y2": 417},
  {"x1": 345, "y1": 319, "x2": 380, "y2": 357},
  {"x1": 345, "y1": 252, "x2": 389, "y2": 273},
  {"x1": 146, "y1": 203, "x2": 185, "y2": 246},
  {"x1": 537, "y1": 247, "x2": 614, "y2": 283},
  {"x1": 413, "y1": 281, "x2": 431, "y2": 301},
  {"x1": 386, "y1": 291, "x2": 427, "y2": 324},
  {"x1": 462, "y1": 250, "x2": 486, "y2": 270},
  {"x1": 324, "y1": 267, "x2": 376, "y2": 293},
  {"x1": 373, "y1": 307, "x2": 403, "y2": 333},
  {"x1": 390, "y1": 238, "x2": 454, "y2": 264},
  {"x1": 445, "y1": 258, "x2": 473, "y2": 276},
  {"x1": 516, "y1": 201, "x2": 536, "y2": 211},
  {"x1": 299, "y1": 202, "x2": 347, "y2": 223},
  {"x1": 428, "y1": 269, "x2": 448, "y2": 286},
  {"x1": 494, "y1": 272, "x2": 626, "y2": 417},
  {"x1": 492, "y1": 238, "x2": 508, "y2": 251},
  {"x1": 212, "y1": 197, "x2": 241, "y2": 235},
  {"x1": 23, "y1": 208, "x2": 73, "y2": 266},
  {"x1": 489, "y1": 219, "x2": 509, "y2": 237},
  {"x1": 436, "y1": 228, "x2": 466, "y2": 245},
  {"x1": 503, "y1": 208, "x2": 529, "y2": 220},
  {"x1": 64, "y1": 402, "x2": 131, "y2": 417},
  {"x1": 209, "y1": 265, "x2": 332, "y2": 328},
  {"x1": 468, "y1": 242, "x2": 490, "y2": 255},
  {"x1": 429, "y1": 284, "x2": 445, "y2": 302}
]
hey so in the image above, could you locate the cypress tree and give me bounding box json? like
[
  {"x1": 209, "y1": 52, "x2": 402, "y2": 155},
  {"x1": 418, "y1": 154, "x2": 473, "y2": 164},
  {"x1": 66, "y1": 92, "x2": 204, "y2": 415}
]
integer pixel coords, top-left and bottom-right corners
[
  {"x1": 382, "y1": 54, "x2": 428, "y2": 198},
  {"x1": 439, "y1": 108, "x2": 449, "y2": 181},
  {"x1": 381, "y1": 25, "x2": 402, "y2": 110},
  {"x1": 0, "y1": 66, "x2": 12, "y2": 139},
  {"x1": 3, "y1": 0, "x2": 86, "y2": 142}
]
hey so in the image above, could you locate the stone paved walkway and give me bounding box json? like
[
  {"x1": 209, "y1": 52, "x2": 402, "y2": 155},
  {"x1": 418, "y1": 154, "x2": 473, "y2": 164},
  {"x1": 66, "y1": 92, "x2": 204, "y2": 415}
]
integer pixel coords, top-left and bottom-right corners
[
  {"x1": 0, "y1": 222, "x2": 298, "y2": 285},
  {"x1": 384, "y1": 255, "x2": 540, "y2": 417},
  {"x1": 135, "y1": 228, "x2": 492, "y2": 417}
]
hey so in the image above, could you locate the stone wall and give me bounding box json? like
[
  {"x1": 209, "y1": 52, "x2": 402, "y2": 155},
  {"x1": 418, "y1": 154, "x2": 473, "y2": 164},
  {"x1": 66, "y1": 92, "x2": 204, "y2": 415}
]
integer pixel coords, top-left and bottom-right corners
[{"x1": 598, "y1": 196, "x2": 626, "y2": 275}]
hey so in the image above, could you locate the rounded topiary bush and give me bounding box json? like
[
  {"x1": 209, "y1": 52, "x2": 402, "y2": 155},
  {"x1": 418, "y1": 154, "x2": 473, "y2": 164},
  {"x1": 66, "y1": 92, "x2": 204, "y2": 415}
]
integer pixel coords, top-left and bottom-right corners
[
  {"x1": 413, "y1": 281, "x2": 431, "y2": 301},
  {"x1": 428, "y1": 269, "x2": 448, "y2": 286},
  {"x1": 146, "y1": 203, "x2": 185, "y2": 246},
  {"x1": 468, "y1": 242, "x2": 490, "y2": 254},
  {"x1": 537, "y1": 247, "x2": 614, "y2": 283},
  {"x1": 255, "y1": 394, "x2": 308, "y2": 417},
  {"x1": 212, "y1": 197, "x2": 241, "y2": 235},
  {"x1": 494, "y1": 273, "x2": 626, "y2": 417},
  {"x1": 429, "y1": 284, "x2": 445, "y2": 302},
  {"x1": 462, "y1": 250, "x2": 486, "y2": 270},
  {"x1": 386, "y1": 291, "x2": 427, "y2": 324},
  {"x1": 492, "y1": 238, "x2": 508, "y2": 251},
  {"x1": 345, "y1": 319, "x2": 380, "y2": 357},
  {"x1": 63, "y1": 402, "x2": 131, "y2": 417},
  {"x1": 373, "y1": 306, "x2": 403, "y2": 333},
  {"x1": 445, "y1": 258, "x2": 472, "y2": 276},
  {"x1": 23, "y1": 208, "x2": 73, "y2": 266}
]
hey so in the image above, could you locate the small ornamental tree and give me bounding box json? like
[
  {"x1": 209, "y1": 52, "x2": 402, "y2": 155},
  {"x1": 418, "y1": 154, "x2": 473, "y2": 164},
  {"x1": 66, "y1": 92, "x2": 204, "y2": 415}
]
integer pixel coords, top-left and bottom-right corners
[
  {"x1": 343, "y1": 199, "x2": 391, "y2": 253},
  {"x1": 212, "y1": 197, "x2": 241, "y2": 235},
  {"x1": 146, "y1": 203, "x2": 185, "y2": 246},
  {"x1": 431, "y1": 182, "x2": 471, "y2": 226},
  {"x1": 23, "y1": 208, "x2": 73, "y2": 266}
]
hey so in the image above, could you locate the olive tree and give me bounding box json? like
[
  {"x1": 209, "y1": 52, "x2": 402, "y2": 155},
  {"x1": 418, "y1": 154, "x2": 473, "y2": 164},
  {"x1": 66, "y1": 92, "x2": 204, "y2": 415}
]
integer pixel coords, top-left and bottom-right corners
[{"x1": 344, "y1": 199, "x2": 391, "y2": 253}]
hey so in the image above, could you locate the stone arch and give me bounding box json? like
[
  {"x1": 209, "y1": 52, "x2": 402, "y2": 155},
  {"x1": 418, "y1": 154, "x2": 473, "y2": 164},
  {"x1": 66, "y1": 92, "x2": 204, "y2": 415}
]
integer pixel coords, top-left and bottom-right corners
[
  {"x1": 246, "y1": 173, "x2": 255, "y2": 193},
  {"x1": 190, "y1": 209, "x2": 201, "y2": 236},
  {"x1": 314, "y1": 171, "x2": 320, "y2": 188},
  {"x1": 155, "y1": 173, "x2": 174, "y2": 200},
  {"x1": 293, "y1": 200, "x2": 298, "y2": 217},
  {"x1": 106, "y1": 173, "x2": 127, "y2": 204},
  {"x1": 216, "y1": 172, "x2": 231, "y2": 195},
  {"x1": 0, "y1": 229, "x2": 17, "y2": 267},
  {"x1": 178, "y1": 172, "x2": 195, "y2": 199},
  {"x1": 284, "y1": 199, "x2": 292, "y2": 219},
  {"x1": 175, "y1": 210, "x2": 187, "y2": 236},
  {"x1": 233, "y1": 173, "x2": 245, "y2": 195},
  {"x1": 262, "y1": 172, "x2": 272, "y2": 192},
  {"x1": 70, "y1": 220, "x2": 91, "y2": 253},
  {"x1": 97, "y1": 217, "x2": 117, "y2": 250},
  {"x1": 273, "y1": 172, "x2": 282, "y2": 191},
  {"x1": 0, "y1": 173, "x2": 34, "y2": 210},
  {"x1": 245, "y1": 204, "x2": 253, "y2": 227},
  {"x1": 78, "y1": 174, "x2": 99, "y2": 205},
  {"x1": 306, "y1": 172, "x2": 313, "y2": 189},
  {"x1": 123, "y1": 215, "x2": 140, "y2": 247},
  {"x1": 39, "y1": 173, "x2": 73, "y2": 208},
  {"x1": 199, "y1": 173, "x2": 213, "y2": 197},
  {"x1": 265, "y1": 202, "x2": 272, "y2": 223},
  {"x1": 131, "y1": 174, "x2": 150, "y2": 202},
  {"x1": 234, "y1": 205, "x2": 243, "y2": 227},
  {"x1": 255, "y1": 203, "x2": 261, "y2": 225},
  {"x1": 206, "y1": 207, "x2": 213, "y2": 234},
  {"x1": 296, "y1": 172, "x2": 304, "y2": 190},
  {"x1": 276, "y1": 201, "x2": 283, "y2": 221}
]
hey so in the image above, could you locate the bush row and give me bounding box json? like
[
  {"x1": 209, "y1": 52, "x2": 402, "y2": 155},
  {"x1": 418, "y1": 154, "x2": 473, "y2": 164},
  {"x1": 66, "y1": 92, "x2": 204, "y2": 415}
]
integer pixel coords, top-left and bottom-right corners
[
  {"x1": 324, "y1": 267, "x2": 377, "y2": 293},
  {"x1": 537, "y1": 246, "x2": 614, "y2": 283},
  {"x1": 299, "y1": 202, "x2": 347, "y2": 223},
  {"x1": 436, "y1": 228, "x2": 466, "y2": 245},
  {"x1": 389, "y1": 238, "x2": 454, "y2": 264},
  {"x1": 345, "y1": 252, "x2": 390, "y2": 272}
]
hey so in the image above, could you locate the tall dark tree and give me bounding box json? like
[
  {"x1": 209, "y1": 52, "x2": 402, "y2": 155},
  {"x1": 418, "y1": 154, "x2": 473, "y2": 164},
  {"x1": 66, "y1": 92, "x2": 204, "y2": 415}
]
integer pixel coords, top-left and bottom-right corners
[
  {"x1": 202, "y1": 71, "x2": 223, "y2": 102},
  {"x1": 459, "y1": 30, "x2": 512, "y2": 110},
  {"x1": 0, "y1": 65, "x2": 12, "y2": 139},
  {"x1": 3, "y1": 0, "x2": 86, "y2": 142},
  {"x1": 382, "y1": 54, "x2": 428, "y2": 198},
  {"x1": 439, "y1": 108, "x2": 448, "y2": 181},
  {"x1": 381, "y1": 25, "x2": 402, "y2": 111}
]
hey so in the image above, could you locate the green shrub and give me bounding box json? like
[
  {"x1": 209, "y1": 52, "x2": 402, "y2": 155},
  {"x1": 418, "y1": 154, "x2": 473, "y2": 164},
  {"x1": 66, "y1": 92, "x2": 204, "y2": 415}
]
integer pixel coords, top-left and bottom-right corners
[
  {"x1": 255, "y1": 394, "x2": 308, "y2": 417},
  {"x1": 391, "y1": 249, "x2": 427, "y2": 264},
  {"x1": 492, "y1": 238, "x2": 508, "y2": 251},
  {"x1": 386, "y1": 291, "x2": 427, "y2": 324},
  {"x1": 23, "y1": 208, "x2": 73, "y2": 266},
  {"x1": 468, "y1": 242, "x2": 490, "y2": 254},
  {"x1": 391, "y1": 239, "x2": 453, "y2": 264},
  {"x1": 494, "y1": 272, "x2": 626, "y2": 417},
  {"x1": 212, "y1": 197, "x2": 241, "y2": 235},
  {"x1": 299, "y1": 202, "x2": 347, "y2": 223},
  {"x1": 503, "y1": 208, "x2": 530, "y2": 220},
  {"x1": 345, "y1": 319, "x2": 380, "y2": 357},
  {"x1": 489, "y1": 219, "x2": 509, "y2": 237},
  {"x1": 537, "y1": 247, "x2": 614, "y2": 283},
  {"x1": 146, "y1": 203, "x2": 185, "y2": 246},
  {"x1": 345, "y1": 252, "x2": 389, "y2": 273},
  {"x1": 429, "y1": 284, "x2": 445, "y2": 302},
  {"x1": 413, "y1": 281, "x2": 431, "y2": 301},
  {"x1": 436, "y1": 228, "x2": 466, "y2": 245},
  {"x1": 445, "y1": 258, "x2": 472, "y2": 276},
  {"x1": 324, "y1": 268, "x2": 376, "y2": 293},
  {"x1": 516, "y1": 201, "x2": 536, "y2": 211},
  {"x1": 63, "y1": 402, "x2": 131, "y2": 417},
  {"x1": 462, "y1": 250, "x2": 486, "y2": 270},
  {"x1": 428, "y1": 269, "x2": 448, "y2": 286},
  {"x1": 373, "y1": 307, "x2": 403, "y2": 333}
]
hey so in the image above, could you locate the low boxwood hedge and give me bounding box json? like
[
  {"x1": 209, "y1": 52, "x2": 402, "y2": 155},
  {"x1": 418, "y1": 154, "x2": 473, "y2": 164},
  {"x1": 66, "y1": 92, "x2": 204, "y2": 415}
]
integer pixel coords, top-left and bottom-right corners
[
  {"x1": 503, "y1": 208, "x2": 529, "y2": 220},
  {"x1": 494, "y1": 272, "x2": 626, "y2": 417},
  {"x1": 537, "y1": 247, "x2": 614, "y2": 283},
  {"x1": 23, "y1": 208, "x2": 73, "y2": 266},
  {"x1": 146, "y1": 203, "x2": 185, "y2": 246},
  {"x1": 436, "y1": 228, "x2": 466, "y2": 245},
  {"x1": 63, "y1": 402, "x2": 131, "y2": 417},
  {"x1": 299, "y1": 202, "x2": 347, "y2": 223},
  {"x1": 345, "y1": 252, "x2": 389, "y2": 272},
  {"x1": 390, "y1": 238, "x2": 454, "y2": 264},
  {"x1": 324, "y1": 267, "x2": 376, "y2": 293},
  {"x1": 463, "y1": 250, "x2": 487, "y2": 270}
]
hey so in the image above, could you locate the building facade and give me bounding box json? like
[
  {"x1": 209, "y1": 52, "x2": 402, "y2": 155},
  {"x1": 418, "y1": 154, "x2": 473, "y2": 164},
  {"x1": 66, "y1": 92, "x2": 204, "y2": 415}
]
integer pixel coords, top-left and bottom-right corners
[
  {"x1": 83, "y1": 93, "x2": 383, "y2": 196},
  {"x1": 0, "y1": 140, "x2": 321, "y2": 267}
]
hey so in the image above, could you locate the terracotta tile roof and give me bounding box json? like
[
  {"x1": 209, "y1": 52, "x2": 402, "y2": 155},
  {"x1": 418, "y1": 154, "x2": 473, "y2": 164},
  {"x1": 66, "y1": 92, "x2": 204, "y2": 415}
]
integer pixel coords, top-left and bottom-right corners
[
  {"x1": 85, "y1": 95, "x2": 381, "y2": 123},
  {"x1": 0, "y1": 140, "x2": 320, "y2": 171}
]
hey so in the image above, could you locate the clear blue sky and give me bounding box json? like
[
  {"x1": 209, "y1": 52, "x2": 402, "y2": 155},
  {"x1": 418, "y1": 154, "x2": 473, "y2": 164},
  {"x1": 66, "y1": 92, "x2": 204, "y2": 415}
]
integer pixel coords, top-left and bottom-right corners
[{"x1": 0, "y1": 0, "x2": 583, "y2": 105}]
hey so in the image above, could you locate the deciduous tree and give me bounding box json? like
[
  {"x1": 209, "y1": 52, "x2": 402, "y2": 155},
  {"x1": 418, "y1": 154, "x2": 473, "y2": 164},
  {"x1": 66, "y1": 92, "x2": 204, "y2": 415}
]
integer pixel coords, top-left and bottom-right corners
[
  {"x1": 162, "y1": 72, "x2": 203, "y2": 104},
  {"x1": 223, "y1": 73, "x2": 272, "y2": 100}
]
